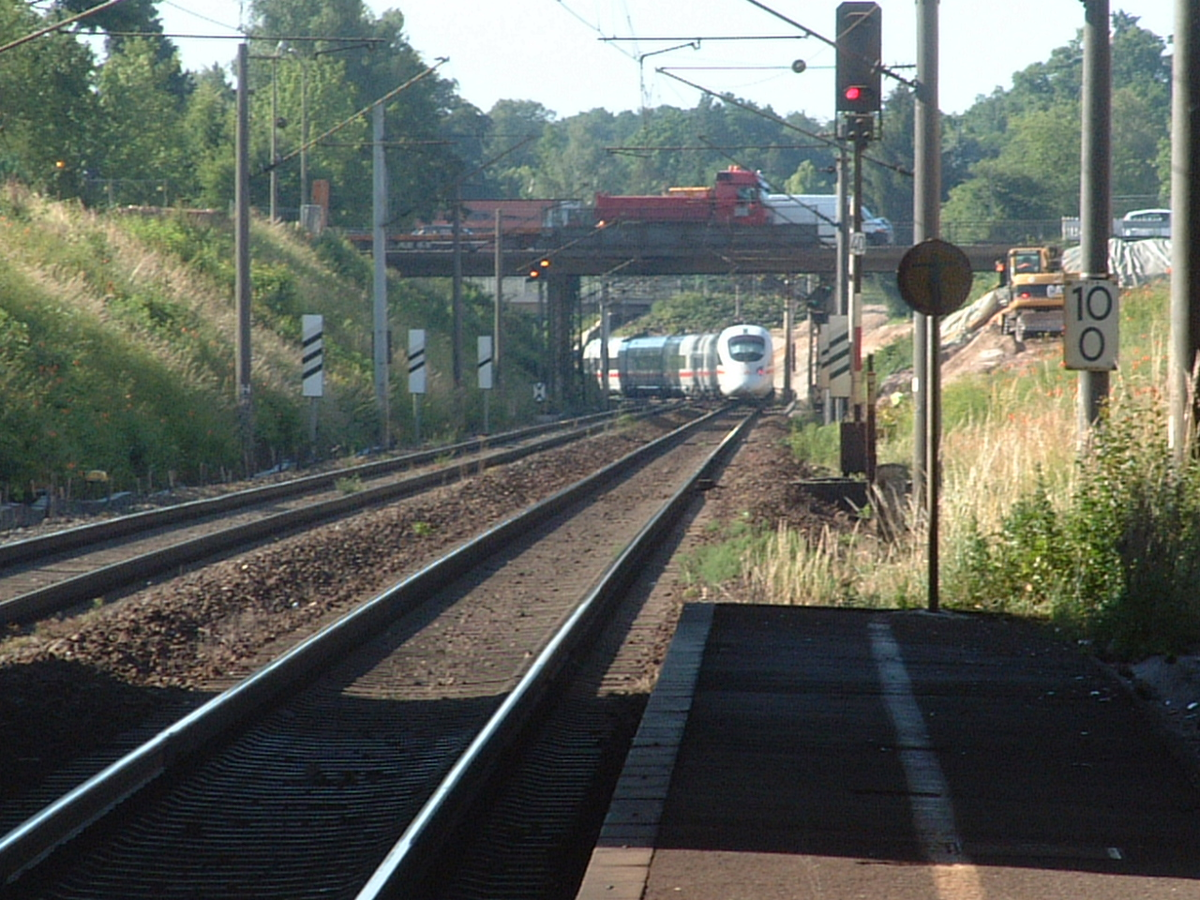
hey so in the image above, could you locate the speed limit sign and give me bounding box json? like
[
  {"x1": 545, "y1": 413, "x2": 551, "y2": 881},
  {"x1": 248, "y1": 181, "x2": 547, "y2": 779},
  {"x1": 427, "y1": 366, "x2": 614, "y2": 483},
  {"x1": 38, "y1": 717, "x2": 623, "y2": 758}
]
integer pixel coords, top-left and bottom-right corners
[{"x1": 1064, "y1": 277, "x2": 1119, "y2": 370}]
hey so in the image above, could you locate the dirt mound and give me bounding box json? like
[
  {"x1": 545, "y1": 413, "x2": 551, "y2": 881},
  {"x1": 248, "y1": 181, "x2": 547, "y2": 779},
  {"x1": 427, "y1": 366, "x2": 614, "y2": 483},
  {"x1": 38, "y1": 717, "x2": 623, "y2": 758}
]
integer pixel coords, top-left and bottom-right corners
[{"x1": 942, "y1": 326, "x2": 1060, "y2": 382}]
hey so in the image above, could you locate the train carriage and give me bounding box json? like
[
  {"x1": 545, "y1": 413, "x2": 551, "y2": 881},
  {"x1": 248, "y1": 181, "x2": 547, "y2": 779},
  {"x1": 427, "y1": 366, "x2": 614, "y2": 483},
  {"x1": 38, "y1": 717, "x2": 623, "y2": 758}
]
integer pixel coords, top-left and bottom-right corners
[{"x1": 583, "y1": 324, "x2": 773, "y2": 401}]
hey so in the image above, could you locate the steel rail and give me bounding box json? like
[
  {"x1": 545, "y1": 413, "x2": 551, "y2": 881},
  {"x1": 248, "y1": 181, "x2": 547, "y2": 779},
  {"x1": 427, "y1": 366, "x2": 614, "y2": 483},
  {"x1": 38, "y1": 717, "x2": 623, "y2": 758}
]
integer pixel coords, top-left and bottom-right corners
[
  {"x1": 0, "y1": 409, "x2": 638, "y2": 626},
  {"x1": 0, "y1": 405, "x2": 739, "y2": 886},
  {"x1": 0, "y1": 410, "x2": 624, "y2": 569},
  {"x1": 355, "y1": 409, "x2": 756, "y2": 897}
]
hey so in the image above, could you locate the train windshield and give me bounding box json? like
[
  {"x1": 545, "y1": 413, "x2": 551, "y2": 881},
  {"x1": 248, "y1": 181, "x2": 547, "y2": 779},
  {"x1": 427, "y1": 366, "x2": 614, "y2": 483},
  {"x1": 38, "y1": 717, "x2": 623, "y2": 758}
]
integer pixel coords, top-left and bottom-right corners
[{"x1": 726, "y1": 334, "x2": 766, "y2": 362}]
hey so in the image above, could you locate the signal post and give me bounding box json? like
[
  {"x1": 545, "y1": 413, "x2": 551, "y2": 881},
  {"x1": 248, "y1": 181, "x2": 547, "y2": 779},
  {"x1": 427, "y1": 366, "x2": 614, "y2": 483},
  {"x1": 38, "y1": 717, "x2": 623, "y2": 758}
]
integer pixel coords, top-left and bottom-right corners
[
  {"x1": 526, "y1": 256, "x2": 583, "y2": 414},
  {"x1": 835, "y1": 2, "x2": 881, "y2": 475}
]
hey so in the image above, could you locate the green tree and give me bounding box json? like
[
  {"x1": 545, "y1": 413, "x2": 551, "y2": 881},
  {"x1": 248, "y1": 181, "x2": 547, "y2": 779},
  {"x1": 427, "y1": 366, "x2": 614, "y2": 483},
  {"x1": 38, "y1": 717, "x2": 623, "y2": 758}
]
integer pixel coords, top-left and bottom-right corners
[
  {"x1": 483, "y1": 100, "x2": 554, "y2": 198},
  {"x1": 784, "y1": 160, "x2": 831, "y2": 194},
  {"x1": 0, "y1": 0, "x2": 99, "y2": 193},
  {"x1": 1110, "y1": 12, "x2": 1171, "y2": 208},
  {"x1": 95, "y1": 38, "x2": 191, "y2": 205},
  {"x1": 863, "y1": 85, "x2": 915, "y2": 223},
  {"x1": 62, "y1": 0, "x2": 162, "y2": 38},
  {"x1": 262, "y1": 51, "x2": 364, "y2": 221},
  {"x1": 532, "y1": 108, "x2": 628, "y2": 197},
  {"x1": 941, "y1": 12, "x2": 1170, "y2": 229},
  {"x1": 248, "y1": 0, "x2": 479, "y2": 228},
  {"x1": 183, "y1": 65, "x2": 236, "y2": 208}
]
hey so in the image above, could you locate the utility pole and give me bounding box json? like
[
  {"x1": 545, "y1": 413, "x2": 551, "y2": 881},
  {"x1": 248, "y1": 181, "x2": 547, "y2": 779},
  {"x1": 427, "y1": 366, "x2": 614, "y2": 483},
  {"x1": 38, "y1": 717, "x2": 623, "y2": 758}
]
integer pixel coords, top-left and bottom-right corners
[
  {"x1": 597, "y1": 281, "x2": 610, "y2": 409},
  {"x1": 300, "y1": 57, "x2": 309, "y2": 218},
  {"x1": 1170, "y1": 0, "x2": 1200, "y2": 460},
  {"x1": 452, "y1": 184, "x2": 464, "y2": 387},
  {"x1": 373, "y1": 103, "x2": 390, "y2": 449},
  {"x1": 913, "y1": 0, "x2": 942, "y2": 608},
  {"x1": 235, "y1": 43, "x2": 254, "y2": 475},
  {"x1": 493, "y1": 207, "x2": 503, "y2": 388},
  {"x1": 913, "y1": 0, "x2": 939, "y2": 512},
  {"x1": 783, "y1": 279, "x2": 794, "y2": 404},
  {"x1": 1078, "y1": 0, "x2": 1112, "y2": 435},
  {"x1": 270, "y1": 51, "x2": 279, "y2": 222}
]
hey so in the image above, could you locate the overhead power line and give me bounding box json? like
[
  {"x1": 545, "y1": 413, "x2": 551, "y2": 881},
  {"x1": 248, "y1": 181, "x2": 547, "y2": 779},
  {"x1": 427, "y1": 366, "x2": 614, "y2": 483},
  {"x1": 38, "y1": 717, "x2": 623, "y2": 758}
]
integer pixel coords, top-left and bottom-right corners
[
  {"x1": 262, "y1": 57, "x2": 447, "y2": 175},
  {"x1": 740, "y1": 0, "x2": 917, "y2": 90},
  {"x1": 602, "y1": 35, "x2": 812, "y2": 42},
  {"x1": 159, "y1": 0, "x2": 238, "y2": 31},
  {"x1": 657, "y1": 67, "x2": 912, "y2": 178},
  {"x1": 606, "y1": 143, "x2": 828, "y2": 154},
  {"x1": 101, "y1": 32, "x2": 388, "y2": 46},
  {"x1": 0, "y1": 0, "x2": 128, "y2": 54}
]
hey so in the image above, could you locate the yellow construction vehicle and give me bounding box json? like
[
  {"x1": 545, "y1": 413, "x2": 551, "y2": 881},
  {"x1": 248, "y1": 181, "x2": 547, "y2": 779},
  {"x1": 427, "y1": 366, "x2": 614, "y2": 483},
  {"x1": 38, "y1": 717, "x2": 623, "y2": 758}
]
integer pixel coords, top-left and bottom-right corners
[{"x1": 997, "y1": 246, "x2": 1068, "y2": 340}]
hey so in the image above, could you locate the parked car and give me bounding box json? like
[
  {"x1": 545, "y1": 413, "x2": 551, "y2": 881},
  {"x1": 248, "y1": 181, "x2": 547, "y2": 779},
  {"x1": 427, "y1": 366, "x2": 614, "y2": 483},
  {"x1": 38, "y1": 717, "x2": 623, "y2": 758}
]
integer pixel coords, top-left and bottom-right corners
[{"x1": 1120, "y1": 208, "x2": 1171, "y2": 240}]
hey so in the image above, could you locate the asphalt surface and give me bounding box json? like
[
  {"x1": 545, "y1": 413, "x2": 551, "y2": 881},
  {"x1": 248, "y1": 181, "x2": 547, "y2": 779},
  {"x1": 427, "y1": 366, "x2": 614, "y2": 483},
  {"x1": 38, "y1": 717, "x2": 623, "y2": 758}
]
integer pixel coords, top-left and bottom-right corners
[{"x1": 577, "y1": 604, "x2": 1200, "y2": 900}]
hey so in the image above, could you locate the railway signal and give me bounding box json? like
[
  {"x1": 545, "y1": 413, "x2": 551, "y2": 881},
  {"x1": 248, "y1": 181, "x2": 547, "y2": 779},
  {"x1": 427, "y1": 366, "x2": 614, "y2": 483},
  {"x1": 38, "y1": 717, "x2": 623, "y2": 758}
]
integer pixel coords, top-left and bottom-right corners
[{"x1": 835, "y1": 2, "x2": 881, "y2": 115}]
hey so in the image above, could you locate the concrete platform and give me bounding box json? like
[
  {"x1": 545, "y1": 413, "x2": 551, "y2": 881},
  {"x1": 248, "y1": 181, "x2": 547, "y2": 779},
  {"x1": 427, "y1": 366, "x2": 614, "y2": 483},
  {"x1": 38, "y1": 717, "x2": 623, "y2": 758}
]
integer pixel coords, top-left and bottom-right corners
[{"x1": 576, "y1": 604, "x2": 1200, "y2": 900}]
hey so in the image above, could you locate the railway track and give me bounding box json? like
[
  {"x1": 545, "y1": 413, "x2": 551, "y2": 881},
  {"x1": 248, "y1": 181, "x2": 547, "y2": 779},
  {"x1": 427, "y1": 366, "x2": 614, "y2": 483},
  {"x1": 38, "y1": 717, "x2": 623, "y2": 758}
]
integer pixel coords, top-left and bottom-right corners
[
  {"x1": 0, "y1": 410, "x2": 631, "y2": 628},
  {"x1": 1, "y1": 407, "x2": 754, "y2": 898}
]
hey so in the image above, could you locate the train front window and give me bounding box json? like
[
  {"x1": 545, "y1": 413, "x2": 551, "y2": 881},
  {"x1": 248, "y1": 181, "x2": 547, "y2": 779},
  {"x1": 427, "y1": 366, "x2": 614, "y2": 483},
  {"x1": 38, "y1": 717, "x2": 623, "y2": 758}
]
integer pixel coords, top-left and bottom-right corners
[{"x1": 727, "y1": 335, "x2": 765, "y2": 362}]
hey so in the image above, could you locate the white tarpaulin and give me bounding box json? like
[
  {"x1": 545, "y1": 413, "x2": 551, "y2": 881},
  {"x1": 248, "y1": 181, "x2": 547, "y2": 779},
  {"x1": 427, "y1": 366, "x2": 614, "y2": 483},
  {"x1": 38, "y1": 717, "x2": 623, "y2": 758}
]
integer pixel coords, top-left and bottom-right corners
[{"x1": 1062, "y1": 237, "x2": 1171, "y2": 287}]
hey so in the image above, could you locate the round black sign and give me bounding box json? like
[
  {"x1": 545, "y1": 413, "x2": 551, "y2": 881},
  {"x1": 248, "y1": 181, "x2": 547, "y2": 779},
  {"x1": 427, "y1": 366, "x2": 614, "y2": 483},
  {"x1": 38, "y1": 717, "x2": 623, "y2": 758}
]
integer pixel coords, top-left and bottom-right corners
[{"x1": 897, "y1": 239, "x2": 974, "y2": 317}]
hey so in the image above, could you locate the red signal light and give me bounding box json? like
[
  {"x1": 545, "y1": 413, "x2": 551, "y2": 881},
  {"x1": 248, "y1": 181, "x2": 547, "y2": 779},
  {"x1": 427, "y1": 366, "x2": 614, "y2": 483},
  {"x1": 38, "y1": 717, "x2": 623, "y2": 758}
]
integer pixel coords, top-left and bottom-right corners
[{"x1": 844, "y1": 85, "x2": 864, "y2": 102}]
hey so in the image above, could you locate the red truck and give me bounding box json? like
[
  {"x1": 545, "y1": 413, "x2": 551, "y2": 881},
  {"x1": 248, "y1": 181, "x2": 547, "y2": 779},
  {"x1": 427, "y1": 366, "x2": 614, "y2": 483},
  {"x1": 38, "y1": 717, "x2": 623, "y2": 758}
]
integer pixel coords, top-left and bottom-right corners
[{"x1": 593, "y1": 166, "x2": 772, "y2": 226}]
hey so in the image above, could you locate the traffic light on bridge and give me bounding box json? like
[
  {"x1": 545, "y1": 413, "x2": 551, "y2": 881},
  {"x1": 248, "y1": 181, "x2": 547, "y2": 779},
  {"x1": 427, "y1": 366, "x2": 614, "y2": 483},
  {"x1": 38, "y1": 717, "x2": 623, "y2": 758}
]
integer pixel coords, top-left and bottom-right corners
[{"x1": 835, "y1": 2, "x2": 881, "y2": 114}]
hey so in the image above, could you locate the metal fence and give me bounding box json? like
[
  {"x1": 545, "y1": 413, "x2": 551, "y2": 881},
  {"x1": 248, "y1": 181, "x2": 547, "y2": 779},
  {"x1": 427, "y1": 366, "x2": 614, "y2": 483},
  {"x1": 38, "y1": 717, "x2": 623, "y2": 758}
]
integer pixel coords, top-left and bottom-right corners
[{"x1": 890, "y1": 220, "x2": 1070, "y2": 247}]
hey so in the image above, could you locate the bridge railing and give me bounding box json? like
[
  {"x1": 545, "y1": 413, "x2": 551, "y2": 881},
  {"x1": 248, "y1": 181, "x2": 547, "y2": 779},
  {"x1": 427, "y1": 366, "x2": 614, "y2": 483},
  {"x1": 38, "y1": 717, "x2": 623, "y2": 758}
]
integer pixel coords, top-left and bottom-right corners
[{"x1": 889, "y1": 220, "x2": 1073, "y2": 247}]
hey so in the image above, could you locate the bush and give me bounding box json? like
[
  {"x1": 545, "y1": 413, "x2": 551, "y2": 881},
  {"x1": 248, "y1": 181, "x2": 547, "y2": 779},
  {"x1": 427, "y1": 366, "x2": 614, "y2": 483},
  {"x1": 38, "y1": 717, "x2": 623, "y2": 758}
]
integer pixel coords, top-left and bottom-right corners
[
  {"x1": 787, "y1": 421, "x2": 841, "y2": 472},
  {"x1": 950, "y1": 397, "x2": 1200, "y2": 657}
]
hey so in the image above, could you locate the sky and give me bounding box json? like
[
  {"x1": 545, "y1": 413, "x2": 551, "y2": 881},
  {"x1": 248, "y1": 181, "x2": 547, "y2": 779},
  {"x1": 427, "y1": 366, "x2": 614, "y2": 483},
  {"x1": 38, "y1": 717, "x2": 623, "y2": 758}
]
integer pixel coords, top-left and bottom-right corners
[{"x1": 157, "y1": 0, "x2": 1176, "y2": 122}]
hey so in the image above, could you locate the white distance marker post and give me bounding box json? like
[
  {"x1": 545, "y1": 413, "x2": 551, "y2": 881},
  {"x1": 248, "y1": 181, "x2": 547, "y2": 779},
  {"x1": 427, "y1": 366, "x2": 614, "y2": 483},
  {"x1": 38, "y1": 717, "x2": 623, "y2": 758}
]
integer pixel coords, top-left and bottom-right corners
[
  {"x1": 408, "y1": 329, "x2": 426, "y2": 443},
  {"x1": 477, "y1": 336, "x2": 493, "y2": 390},
  {"x1": 301, "y1": 314, "x2": 323, "y2": 450},
  {"x1": 1064, "y1": 277, "x2": 1119, "y2": 371},
  {"x1": 824, "y1": 315, "x2": 851, "y2": 399},
  {"x1": 301, "y1": 315, "x2": 324, "y2": 397},
  {"x1": 478, "y1": 335, "x2": 493, "y2": 434}
]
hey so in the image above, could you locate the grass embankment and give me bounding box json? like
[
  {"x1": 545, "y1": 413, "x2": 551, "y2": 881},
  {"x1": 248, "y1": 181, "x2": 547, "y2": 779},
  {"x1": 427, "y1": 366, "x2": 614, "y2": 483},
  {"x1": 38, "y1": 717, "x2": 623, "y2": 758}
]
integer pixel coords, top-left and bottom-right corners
[
  {"x1": 703, "y1": 279, "x2": 1199, "y2": 659},
  {"x1": 0, "y1": 188, "x2": 530, "y2": 504}
]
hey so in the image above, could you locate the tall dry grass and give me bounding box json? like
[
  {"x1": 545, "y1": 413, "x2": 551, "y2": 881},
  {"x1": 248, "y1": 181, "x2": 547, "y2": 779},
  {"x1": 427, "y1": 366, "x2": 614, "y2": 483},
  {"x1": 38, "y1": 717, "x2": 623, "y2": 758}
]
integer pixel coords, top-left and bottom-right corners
[
  {"x1": 742, "y1": 520, "x2": 926, "y2": 608},
  {"x1": 743, "y1": 280, "x2": 1179, "y2": 638}
]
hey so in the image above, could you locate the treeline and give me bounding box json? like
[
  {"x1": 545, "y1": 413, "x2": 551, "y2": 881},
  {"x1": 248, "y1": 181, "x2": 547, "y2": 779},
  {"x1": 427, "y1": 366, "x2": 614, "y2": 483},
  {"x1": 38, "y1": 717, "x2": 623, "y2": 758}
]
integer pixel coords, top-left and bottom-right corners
[
  {"x1": 485, "y1": 11, "x2": 1171, "y2": 231},
  {"x1": 1, "y1": 3, "x2": 1170, "y2": 232}
]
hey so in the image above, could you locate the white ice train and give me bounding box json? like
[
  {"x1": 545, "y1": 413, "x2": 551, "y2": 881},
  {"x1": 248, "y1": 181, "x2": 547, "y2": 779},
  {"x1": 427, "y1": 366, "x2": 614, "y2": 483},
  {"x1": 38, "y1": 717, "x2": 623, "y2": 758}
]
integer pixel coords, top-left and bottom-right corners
[{"x1": 583, "y1": 324, "x2": 774, "y2": 401}]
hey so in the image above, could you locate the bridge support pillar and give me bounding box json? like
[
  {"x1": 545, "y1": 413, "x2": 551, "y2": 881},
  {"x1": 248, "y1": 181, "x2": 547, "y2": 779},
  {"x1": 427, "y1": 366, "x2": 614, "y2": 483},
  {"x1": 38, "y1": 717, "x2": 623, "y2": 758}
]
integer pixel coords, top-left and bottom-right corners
[{"x1": 546, "y1": 274, "x2": 581, "y2": 413}]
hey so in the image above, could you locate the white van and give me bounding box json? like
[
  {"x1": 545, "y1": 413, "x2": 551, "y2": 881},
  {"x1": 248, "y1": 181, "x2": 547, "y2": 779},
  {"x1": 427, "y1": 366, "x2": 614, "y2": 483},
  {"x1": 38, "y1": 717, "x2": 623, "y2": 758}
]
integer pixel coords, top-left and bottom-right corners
[{"x1": 765, "y1": 194, "x2": 895, "y2": 245}]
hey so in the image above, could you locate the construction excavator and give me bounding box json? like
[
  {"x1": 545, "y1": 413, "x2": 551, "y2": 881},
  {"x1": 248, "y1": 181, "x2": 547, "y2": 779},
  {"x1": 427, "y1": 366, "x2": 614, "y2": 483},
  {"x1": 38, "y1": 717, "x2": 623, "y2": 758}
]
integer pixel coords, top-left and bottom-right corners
[{"x1": 996, "y1": 246, "x2": 1068, "y2": 340}]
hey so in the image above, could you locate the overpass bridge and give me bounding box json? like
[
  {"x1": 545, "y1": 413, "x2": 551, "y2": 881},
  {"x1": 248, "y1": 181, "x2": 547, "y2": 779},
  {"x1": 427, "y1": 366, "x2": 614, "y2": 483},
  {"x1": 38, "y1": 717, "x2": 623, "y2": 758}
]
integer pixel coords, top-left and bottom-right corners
[
  {"x1": 345, "y1": 223, "x2": 1012, "y2": 412},
  {"x1": 350, "y1": 223, "x2": 1010, "y2": 278}
]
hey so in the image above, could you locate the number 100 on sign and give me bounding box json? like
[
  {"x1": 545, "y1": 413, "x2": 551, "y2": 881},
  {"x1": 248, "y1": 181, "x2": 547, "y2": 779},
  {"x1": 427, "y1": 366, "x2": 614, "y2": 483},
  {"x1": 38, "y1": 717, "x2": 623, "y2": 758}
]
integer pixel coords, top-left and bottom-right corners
[{"x1": 1064, "y1": 277, "x2": 1119, "y2": 371}]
